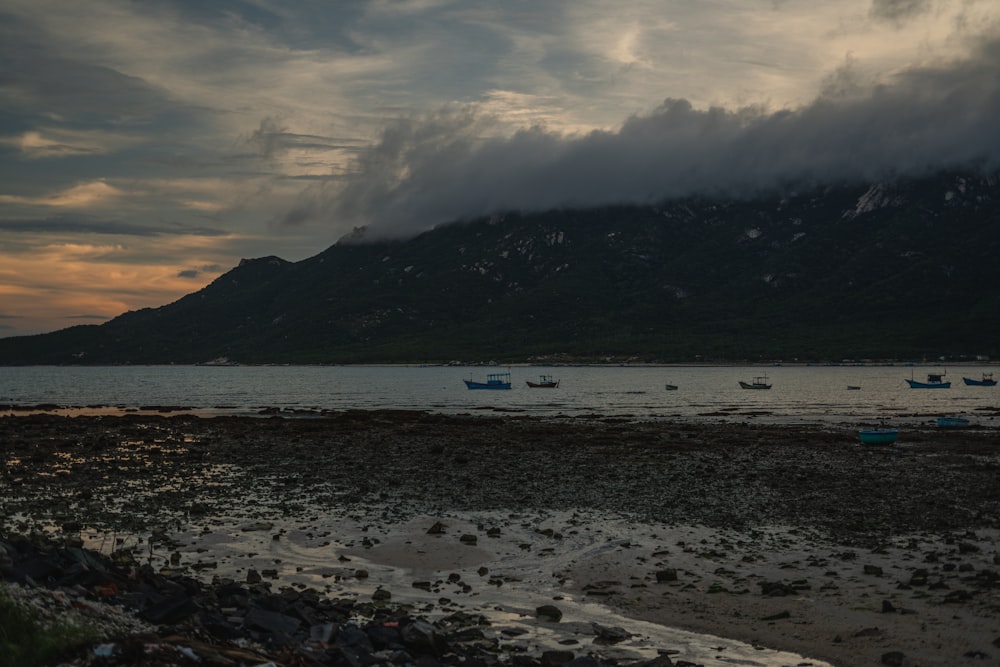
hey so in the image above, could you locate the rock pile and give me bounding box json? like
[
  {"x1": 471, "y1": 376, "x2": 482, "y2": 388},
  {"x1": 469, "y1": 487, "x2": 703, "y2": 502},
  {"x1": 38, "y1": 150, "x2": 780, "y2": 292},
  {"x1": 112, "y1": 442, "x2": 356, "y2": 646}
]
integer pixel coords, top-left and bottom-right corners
[{"x1": 1, "y1": 533, "x2": 679, "y2": 667}]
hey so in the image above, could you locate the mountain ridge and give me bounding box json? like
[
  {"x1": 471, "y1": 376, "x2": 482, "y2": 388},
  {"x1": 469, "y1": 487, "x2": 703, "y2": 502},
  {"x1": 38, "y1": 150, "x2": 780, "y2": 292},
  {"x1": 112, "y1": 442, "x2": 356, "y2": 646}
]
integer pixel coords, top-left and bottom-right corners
[{"x1": 2, "y1": 169, "x2": 998, "y2": 365}]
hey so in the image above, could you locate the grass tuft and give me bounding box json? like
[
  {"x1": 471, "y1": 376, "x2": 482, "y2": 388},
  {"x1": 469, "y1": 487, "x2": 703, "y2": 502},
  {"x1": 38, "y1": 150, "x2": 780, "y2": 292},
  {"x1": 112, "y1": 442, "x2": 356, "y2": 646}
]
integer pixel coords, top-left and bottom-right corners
[{"x1": 0, "y1": 587, "x2": 95, "y2": 667}]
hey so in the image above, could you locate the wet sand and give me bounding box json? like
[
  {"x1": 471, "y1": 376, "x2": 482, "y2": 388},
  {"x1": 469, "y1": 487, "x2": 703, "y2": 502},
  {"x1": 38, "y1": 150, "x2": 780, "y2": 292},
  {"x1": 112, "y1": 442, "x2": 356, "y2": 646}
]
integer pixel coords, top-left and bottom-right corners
[{"x1": 2, "y1": 411, "x2": 999, "y2": 666}]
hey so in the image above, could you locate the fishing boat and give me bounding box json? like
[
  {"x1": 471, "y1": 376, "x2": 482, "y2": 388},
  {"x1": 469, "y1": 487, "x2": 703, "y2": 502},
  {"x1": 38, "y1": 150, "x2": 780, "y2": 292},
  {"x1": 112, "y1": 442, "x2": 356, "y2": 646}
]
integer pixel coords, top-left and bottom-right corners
[
  {"x1": 905, "y1": 372, "x2": 950, "y2": 389},
  {"x1": 526, "y1": 375, "x2": 559, "y2": 388},
  {"x1": 464, "y1": 371, "x2": 512, "y2": 390},
  {"x1": 858, "y1": 428, "x2": 898, "y2": 445},
  {"x1": 962, "y1": 373, "x2": 997, "y2": 387},
  {"x1": 664, "y1": 383, "x2": 678, "y2": 391},
  {"x1": 937, "y1": 416, "x2": 971, "y2": 429},
  {"x1": 739, "y1": 374, "x2": 771, "y2": 390}
]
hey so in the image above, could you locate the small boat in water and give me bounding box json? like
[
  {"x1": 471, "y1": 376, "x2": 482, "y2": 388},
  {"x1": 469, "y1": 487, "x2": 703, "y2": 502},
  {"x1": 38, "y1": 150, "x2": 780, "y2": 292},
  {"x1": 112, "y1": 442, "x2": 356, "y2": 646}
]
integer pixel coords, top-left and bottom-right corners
[
  {"x1": 526, "y1": 374, "x2": 559, "y2": 388},
  {"x1": 858, "y1": 428, "x2": 898, "y2": 445},
  {"x1": 905, "y1": 372, "x2": 950, "y2": 389},
  {"x1": 846, "y1": 385, "x2": 861, "y2": 391},
  {"x1": 739, "y1": 374, "x2": 771, "y2": 390},
  {"x1": 464, "y1": 371, "x2": 512, "y2": 390},
  {"x1": 664, "y1": 383, "x2": 678, "y2": 391},
  {"x1": 962, "y1": 373, "x2": 997, "y2": 387},
  {"x1": 937, "y1": 416, "x2": 971, "y2": 429}
]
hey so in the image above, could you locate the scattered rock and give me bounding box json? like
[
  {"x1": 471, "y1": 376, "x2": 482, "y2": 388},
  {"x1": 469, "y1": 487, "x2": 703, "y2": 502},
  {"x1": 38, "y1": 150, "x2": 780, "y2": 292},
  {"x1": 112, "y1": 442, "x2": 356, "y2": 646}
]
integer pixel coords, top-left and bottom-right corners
[
  {"x1": 541, "y1": 649, "x2": 576, "y2": 666},
  {"x1": 536, "y1": 604, "x2": 563, "y2": 622},
  {"x1": 855, "y1": 627, "x2": 883, "y2": 638},
  {"x1": 759, "y1": 580, "x2": 795, "y2": 597},
  {"x1": 881, "y1": 650, "x2": 905, "y2": 666},
  {"x1": 655, "y1": 568, "x2": 678, "y2": 582},
  {"x1": 239, "y1": 521, "x2": 273, "y2": 532},
  {"x1": 762, "y1": 610, "x2": 791, "y2": 621},
  {"x1": 592, "y1": 623, "x2": 631, "y2": 644}
]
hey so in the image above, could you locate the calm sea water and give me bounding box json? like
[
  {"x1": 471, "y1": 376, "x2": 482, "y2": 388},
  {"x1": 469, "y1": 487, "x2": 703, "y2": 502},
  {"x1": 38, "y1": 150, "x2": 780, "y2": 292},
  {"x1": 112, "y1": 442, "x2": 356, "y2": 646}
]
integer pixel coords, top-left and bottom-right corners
[{"x1": 1, "y1": 364, "x2": 997, "y2": 426}]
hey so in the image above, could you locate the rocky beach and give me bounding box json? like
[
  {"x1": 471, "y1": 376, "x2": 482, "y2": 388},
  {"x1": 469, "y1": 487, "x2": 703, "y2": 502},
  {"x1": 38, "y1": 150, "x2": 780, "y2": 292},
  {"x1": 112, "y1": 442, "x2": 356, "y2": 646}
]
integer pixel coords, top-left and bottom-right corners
[{"x1": 2, "y1": 410, "x2": 1000, "y2": 667}]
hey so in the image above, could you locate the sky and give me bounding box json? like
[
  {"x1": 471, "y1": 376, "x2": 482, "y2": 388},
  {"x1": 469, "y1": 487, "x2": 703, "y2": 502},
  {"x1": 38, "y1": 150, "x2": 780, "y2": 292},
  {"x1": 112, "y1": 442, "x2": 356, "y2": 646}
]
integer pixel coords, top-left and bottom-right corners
[{"x1": 2, "y1": 0, "x2": 999, "y2": 338}]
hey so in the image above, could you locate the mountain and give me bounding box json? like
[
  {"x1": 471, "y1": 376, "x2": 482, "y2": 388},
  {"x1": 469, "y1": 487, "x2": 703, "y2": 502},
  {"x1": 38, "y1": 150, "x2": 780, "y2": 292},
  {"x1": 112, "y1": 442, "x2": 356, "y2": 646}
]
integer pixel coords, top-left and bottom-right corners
[{"x1": 2, "y1": 170, "x2": 998, "y2": 365}]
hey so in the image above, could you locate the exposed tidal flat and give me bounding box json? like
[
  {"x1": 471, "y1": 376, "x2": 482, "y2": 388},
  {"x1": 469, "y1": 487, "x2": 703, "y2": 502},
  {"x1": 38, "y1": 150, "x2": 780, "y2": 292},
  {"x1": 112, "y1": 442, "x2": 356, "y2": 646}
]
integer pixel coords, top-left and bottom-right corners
[{"x1": 2, "y1": 410, "x2": 1000, "y2": 667}]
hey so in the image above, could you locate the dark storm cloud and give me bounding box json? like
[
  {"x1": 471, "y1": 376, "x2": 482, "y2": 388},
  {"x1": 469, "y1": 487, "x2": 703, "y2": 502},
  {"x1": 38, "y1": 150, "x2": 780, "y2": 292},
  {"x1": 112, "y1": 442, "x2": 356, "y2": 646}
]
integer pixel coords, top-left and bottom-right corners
[
  {"x1": 177, "y1": 264, "x2": 223, "y2": 279},
  {"x1": 0, "y1": 215, "x2": 228, "y2": 237},
  {"x1": 869, "y1": 0, "x2": 932, "y2": 23},
  {"x1": 242, "y1": 117, "x2": 361, "y2": 160},
  {"x1": 325, "y1": 34, "x2": 1000, "y2": 239},
  {"x1": 132, "y1": 0, "x2": 283, "y2": 31},
  {"x1": 0, "y1": 17, "x2": 167, "y2": 123},
  {"x1": 0, "y1": 11, "x2": 213, "y2": 162}
]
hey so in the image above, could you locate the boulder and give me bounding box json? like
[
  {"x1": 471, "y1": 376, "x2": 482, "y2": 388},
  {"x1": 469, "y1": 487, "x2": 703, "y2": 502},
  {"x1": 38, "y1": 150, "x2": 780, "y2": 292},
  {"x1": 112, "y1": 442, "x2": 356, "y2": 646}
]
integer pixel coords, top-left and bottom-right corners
[{"x1": 536, "y1": 604, "x2": 563, "y2": 622}]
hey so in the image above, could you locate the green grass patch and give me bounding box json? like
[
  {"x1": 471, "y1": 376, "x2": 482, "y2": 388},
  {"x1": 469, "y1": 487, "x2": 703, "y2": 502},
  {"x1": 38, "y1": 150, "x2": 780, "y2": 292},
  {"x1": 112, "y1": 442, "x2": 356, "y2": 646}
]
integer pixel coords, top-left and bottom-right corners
[{"x1": 0, "y1": 588, "x2": 95, "y2": 667}]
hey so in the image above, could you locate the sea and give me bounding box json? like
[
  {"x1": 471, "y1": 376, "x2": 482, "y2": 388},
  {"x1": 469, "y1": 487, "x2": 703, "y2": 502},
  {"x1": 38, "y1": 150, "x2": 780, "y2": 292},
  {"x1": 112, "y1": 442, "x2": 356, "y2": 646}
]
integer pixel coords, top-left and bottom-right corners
[{"x1": 1, "y1": 363, "x2": 997, "y2": 426}]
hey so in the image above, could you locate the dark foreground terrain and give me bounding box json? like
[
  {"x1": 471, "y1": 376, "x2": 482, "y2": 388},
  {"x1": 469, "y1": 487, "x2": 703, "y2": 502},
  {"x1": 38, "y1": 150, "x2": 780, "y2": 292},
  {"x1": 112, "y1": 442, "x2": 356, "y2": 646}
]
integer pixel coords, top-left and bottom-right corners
[{"x1": 2, "y1": 411, "x2": 1000, "y2": 666}]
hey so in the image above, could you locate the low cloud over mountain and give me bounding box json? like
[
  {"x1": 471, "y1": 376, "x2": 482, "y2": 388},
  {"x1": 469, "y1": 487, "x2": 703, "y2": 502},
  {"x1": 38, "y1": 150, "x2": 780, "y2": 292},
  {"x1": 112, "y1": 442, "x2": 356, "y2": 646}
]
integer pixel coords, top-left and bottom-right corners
[{"x1": 325, "y1": 34, "x2": 1000, "y2": 239}]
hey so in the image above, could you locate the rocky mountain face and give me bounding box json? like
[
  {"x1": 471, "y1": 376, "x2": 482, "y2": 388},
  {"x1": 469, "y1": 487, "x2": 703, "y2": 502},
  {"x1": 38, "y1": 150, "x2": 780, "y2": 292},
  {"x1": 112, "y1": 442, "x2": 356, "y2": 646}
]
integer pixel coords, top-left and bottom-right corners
[{"x1": 2, "y1": 170, "x2": 998, "y2": 364}]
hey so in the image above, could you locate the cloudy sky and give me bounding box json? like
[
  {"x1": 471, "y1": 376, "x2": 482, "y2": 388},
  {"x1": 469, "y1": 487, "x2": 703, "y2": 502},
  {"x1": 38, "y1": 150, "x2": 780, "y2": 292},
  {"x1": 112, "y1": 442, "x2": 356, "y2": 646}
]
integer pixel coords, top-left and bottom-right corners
[{"x1": 2, "y1": 0, "x2": 999, "y2": 337}]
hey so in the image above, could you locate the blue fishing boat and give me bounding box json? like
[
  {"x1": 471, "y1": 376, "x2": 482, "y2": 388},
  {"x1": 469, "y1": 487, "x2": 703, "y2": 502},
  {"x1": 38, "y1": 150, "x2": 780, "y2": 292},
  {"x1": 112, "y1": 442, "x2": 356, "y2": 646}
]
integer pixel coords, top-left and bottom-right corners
[
  {"x1": 962, "y1": 373, "x2": 996, "y2": 387},
  {"x1": 905, "y1": 372, "x2": 950, "y2": 389},
  {"x1": 858, "y1": 428, "x2": 898, "y2": 445},
  {"x1": 464, "y1": 371, "x2": 512, "y2": 390},
  {"x1": 937, "y1": 416, "x2": 971, "y2": 429}
]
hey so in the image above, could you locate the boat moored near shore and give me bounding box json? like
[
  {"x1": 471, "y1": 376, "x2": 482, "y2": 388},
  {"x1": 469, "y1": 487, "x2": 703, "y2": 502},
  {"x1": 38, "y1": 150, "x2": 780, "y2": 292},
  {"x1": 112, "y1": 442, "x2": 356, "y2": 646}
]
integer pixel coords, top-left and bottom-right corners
[
  {"x1": 937, "y1": 416, "x2": 971, "y2": 429},
  {"x1": 858, "y1": 428, "x2": 899, "y2": 445},
  {"x1": 464, "y1": 372, "x2": 512, "y2": 390},
  {"x1": 905, "y1": 372, "x2": 950, "y2": 389},
  {"x1": 739, "y1": 374, "x2": 771, "y2": 390},
  {"x1": 962, "y1": 373, "x2": 997, "y2": 387},
  {"x1": 526, "y1": 375, "x2": 560, "y2": 388}
]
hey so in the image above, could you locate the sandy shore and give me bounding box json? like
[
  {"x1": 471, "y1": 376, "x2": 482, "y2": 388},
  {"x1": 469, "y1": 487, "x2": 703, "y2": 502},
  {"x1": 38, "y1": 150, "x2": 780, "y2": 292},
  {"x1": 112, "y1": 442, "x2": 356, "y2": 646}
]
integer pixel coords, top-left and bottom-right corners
[{"x1": 2, "y1": 411, "x2": 999, "y2": 666}]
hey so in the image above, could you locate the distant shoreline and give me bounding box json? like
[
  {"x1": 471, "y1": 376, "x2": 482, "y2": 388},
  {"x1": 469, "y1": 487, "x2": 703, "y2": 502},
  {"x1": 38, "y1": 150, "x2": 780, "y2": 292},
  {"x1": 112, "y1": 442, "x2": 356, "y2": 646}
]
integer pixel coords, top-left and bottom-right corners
[{"x1": 1, "y1": 359, "x2": 996, "y2": 367}]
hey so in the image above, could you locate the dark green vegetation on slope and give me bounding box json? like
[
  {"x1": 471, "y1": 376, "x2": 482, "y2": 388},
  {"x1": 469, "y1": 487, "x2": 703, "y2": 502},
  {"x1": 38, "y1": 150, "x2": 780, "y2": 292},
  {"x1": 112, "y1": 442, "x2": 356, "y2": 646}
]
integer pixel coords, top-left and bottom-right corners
[{"x1": 1, "y1": 171, "x2": 998, "y2": 364}]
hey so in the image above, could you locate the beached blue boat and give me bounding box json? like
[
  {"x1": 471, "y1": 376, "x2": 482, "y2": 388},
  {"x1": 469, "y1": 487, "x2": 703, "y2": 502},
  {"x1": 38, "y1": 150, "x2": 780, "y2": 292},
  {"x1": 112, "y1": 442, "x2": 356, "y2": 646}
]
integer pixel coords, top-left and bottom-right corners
[
  {"x1": 858, "y1": 428, "x2": 898, "y2": 445},
  {"x1": 464, "y1": 372, "x2": 512, "y2": 390},
  {"x1": 962, "y1": 373, "x2": 996, "y2": 387},
  {"x1": 905, "y1": 372, "x2": 950, "y2": 389},
  {"x1": 937, "y1": 416, "x2": 971, "y2": 429}
]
